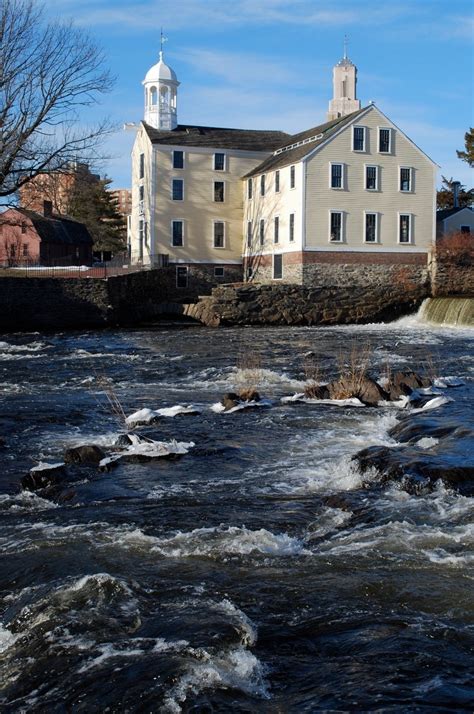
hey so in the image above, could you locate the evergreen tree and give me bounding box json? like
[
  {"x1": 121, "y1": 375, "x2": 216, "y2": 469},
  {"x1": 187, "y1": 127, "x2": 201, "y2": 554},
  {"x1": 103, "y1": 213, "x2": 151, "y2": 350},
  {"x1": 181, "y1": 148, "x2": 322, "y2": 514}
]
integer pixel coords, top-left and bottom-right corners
[
  {"x1": 66, "y1": 169, "x2": 126, "y2": 254},
  {"x1": 456, "y1": 128, "x2": 474, "y2": 167},
  {"x1": 436, "y1": 176, "x2": 474, "y2": 210}
]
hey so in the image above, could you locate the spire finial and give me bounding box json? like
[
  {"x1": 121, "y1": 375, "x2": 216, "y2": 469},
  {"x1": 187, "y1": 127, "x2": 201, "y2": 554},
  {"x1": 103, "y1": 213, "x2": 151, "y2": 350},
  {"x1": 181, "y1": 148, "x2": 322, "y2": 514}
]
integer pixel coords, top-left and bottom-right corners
[
  {"x1": 343, "y1": 34, "x2": 348, "y2": 59},
  {"x1": 160, "y1": 28, "x2": 168, "y2": 60}
]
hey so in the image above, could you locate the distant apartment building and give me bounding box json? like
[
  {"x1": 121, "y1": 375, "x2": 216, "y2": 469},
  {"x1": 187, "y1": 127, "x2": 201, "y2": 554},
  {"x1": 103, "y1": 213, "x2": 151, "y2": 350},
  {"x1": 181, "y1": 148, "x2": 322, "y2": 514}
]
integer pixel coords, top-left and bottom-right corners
[
  {"x1": 19, "y1": 163, "x2": 100, "y2": 215},
  {"x1": 109, "y1": 189, "x2": 132, "y2": 218}
]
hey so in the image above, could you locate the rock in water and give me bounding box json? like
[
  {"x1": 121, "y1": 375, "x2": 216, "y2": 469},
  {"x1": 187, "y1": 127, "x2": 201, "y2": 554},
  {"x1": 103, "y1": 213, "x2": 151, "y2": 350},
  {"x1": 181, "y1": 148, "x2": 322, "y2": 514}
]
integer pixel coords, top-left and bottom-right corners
[
  {"x1": 238, "y1": 388, "x2": 261, "y2": 402},
  {"x1": 328, "y1": 375, "x2": 388, "y2": 406},
  {"x1": 303, "y1": 384, "x2": 330, "y2": 400},
  {"x1": 221, "y1": 392, "x2": 240, "y2": 411},
  {"x1": 392, "y1": 371, "x2": 431, "y2": 390},
  {"x1": 22, "y1": 462, "x2": 67, "y2": 492},
  {"x1": 64, "y1": 444, "x2": 106, "y2": 465}
]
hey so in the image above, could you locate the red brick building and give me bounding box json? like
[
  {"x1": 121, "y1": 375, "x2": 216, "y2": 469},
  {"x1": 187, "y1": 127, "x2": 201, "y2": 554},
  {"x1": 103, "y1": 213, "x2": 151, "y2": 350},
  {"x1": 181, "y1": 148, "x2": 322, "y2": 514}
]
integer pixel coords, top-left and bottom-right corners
[{"x1": 0, "y1": 203, "x2": 93, "y2": 266}]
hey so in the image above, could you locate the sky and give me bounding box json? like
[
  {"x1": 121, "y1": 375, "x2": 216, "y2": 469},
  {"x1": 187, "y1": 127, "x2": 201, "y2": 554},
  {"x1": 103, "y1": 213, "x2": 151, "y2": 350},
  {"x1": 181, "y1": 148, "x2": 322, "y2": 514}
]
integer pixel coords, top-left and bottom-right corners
[{"x1": 43, "y1": 0, "x2": 473, "y2": 189}]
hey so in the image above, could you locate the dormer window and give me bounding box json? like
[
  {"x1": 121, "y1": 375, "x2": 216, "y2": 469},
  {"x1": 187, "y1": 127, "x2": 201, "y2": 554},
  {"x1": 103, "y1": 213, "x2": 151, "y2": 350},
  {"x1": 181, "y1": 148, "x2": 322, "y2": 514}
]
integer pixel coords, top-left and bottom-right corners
[{"x1": 352, "y1": 126, "x2": 366, "y2": 151}]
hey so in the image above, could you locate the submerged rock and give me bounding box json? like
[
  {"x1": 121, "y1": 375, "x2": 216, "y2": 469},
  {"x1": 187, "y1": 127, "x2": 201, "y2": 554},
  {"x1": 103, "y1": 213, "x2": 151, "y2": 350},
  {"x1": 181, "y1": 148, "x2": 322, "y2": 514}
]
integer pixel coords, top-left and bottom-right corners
[
  {"x1": 64, "y1": 444, "x2": 106, "y2": 465},
  {"x1": 303, "y1": 384, "x2": 330, "y2": 400},
  {"x1": 238, "y1": 388, "x2": 261, "y2": 402},
  {"x1": 221, "y1": 392, "x2": 240, "y2": 411}
]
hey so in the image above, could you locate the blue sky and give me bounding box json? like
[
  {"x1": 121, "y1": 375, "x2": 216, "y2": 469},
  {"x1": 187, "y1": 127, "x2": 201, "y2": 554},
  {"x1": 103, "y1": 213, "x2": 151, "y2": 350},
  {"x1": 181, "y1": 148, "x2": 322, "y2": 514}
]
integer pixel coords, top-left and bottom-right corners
[{"x1": 44, "y1": 0, "x2": 473, "y2": 189}]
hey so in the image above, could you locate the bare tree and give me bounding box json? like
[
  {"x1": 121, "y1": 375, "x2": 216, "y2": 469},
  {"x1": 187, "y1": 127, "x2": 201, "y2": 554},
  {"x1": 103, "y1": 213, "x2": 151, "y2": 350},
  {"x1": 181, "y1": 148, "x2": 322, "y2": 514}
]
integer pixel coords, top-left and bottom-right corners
[{"x1": 0, "y1": 0, "x2": 114, "y2": 203}]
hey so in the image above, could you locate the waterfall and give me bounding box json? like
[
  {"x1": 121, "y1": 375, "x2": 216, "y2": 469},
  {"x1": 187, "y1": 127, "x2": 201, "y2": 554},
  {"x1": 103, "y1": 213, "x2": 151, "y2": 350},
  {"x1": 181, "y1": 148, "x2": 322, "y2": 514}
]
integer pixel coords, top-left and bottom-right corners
[{"x1": 420, "y1": 297, "x2": 474, "y2": 326}]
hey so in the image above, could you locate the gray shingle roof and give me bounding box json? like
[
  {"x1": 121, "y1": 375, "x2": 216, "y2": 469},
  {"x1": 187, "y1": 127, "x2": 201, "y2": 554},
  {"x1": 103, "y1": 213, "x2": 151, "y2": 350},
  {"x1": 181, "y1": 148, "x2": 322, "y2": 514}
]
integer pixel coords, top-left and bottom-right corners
[
  {"x1": 243, "y1": 107, "x2": 369, "y2": 178},
  {"x1": 142, "y1": 122, "x2": 290, "y2": 151},
  {"x1": 436, "y1": 207, "x2": 473, "y2": 221},
  {"x1": 15, "y1": 208, "x2": 93, "y2": 245}
]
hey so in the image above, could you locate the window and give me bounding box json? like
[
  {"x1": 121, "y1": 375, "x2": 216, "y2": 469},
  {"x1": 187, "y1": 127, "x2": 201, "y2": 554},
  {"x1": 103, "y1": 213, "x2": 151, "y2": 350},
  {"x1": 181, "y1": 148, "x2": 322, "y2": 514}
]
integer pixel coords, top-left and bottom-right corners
[
  {"x1": 379, "y1": 128, "x2": 391, "y2": 153},
  {"x1": 139, "y1": 153, "x2": 144, "y2": 179},
  {"x1": 139, "y1": 219, "x2": 144, "y2": 244},
  {"x1": 144, "y1": 221, "x2": 148, "y2": 247},
  {"x1": 275, "y1": 170, "x2": 280, "y2": 193},
  {"x1": 173, "y1": 151, "x2": 184, "y2": 169},
  {"x1": 290, "y1": 165, "x2": 296, "y2": 189},
  {"x1": 214, "y1": 266, "x2": 225, "y2": 278},
  {"x1": 260, "y1": 175, "x2": 265, "y2": 196},
  {"x1": 400, "y1": 167, "x2": 412, "y2": 192},
  {"x1": 246, "y1": 266, "x2": 253, "y2": 280},
  {"x1": 274, "y1": 216, "x2": 279, "y2": 244},
  {"x1": 460, "y1": 225, "x2": 471, "y2": 234},
  {"x1": 289, "y1": 213, "x2": 295, "y2": 242},
  {"x1": 214, "y1": 181, "x2": 225, "y2": 202},
  {"x1": 21, "y1": 222, "x2": 27, "y2": 234},
  {"x1": 399, "y1": 214, "x2": 411, "y2": 243},
  {"x1": 259, "y1": 218, "x2": 265, "y2": 246},
  {"x1": 171, "y1": 220, "x2": 183, "y2": 247},
  {"x1": 176, "y1": 266, "x2": 188, "y2": 288},
  {"x1": 22, "y1": 243, "x2": 29, "y2": 257},
  {"x1": 213, "y1": 221, "x2": 225, "y2": 248},
  {"x1": 247, "y1": 221, "x2": 252, "y2": 248},
  {"x1": 273, "y1": 254, "x2": 283, "y2": 280},
  {"x1": 353, "y1": 126, "x2": 366, "y2": 151},
  {"x1": 172, "y1": 179, "x2": 184, "y2": 201},
  {"x1": 139, "y1": 185, "x2": 144, "y2": 201},
  {"x1": 365, "y1": 165, "x2": 379, "y2": 191},
  {"x1": 330, "y1": 163, "x2": 344, "y2": 189},
  {"x1": 365, "y1": 213, "x2": 378, "y2": 243},
  {"x1": 214, "y1": 153, "x2": 225, "y2": 171},
  {"x1": 247, "y1": 178, "x2": 253, "y2": 200},
  {"x1": 329, "y1": 211, "x2": 343, "y2": 242}
]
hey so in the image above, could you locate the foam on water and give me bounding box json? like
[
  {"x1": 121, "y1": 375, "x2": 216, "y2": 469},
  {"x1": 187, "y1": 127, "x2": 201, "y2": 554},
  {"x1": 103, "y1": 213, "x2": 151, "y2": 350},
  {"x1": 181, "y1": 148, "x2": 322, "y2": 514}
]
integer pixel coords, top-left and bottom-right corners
[
  {"x1": 0, "y1": 491, "x2": 58, "y2": 513},
  {"x1": 0, "y1": 624, "x2": 18, "y2": 654}
]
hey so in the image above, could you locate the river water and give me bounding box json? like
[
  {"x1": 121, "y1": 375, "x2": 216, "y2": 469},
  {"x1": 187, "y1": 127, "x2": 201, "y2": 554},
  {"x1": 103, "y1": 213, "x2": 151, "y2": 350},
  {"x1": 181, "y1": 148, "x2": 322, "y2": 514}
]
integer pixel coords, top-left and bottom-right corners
[{"x1": 0, "y1": 316, "x2": 473, "y2": 712}]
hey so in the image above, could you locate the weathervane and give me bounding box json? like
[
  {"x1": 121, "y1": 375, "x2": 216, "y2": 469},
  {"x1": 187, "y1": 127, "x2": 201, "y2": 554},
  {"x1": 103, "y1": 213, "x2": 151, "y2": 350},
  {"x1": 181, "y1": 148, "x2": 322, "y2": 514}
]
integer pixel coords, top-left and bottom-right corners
[{"x1": 343, "y1": 34, "x2": 348, "y2": 59}]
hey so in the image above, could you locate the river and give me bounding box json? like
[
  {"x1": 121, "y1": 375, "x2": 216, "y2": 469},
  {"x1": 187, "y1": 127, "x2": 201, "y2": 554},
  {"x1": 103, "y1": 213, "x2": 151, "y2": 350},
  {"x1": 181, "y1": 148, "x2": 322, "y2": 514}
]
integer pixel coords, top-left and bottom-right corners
[{"x1": 0, "y1": 314, "x2": 473, "y2": 712}]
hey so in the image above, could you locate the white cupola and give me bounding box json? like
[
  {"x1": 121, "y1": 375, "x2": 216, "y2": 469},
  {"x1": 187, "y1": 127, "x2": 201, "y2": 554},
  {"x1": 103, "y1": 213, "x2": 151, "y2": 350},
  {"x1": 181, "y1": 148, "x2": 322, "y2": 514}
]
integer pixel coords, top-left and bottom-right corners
[
  {"x1": 327, "y1": 38, "x2": 361, "y2": 121},
  {"x1": 143, "y1": 43, "x2": 179, "y2": 131}
]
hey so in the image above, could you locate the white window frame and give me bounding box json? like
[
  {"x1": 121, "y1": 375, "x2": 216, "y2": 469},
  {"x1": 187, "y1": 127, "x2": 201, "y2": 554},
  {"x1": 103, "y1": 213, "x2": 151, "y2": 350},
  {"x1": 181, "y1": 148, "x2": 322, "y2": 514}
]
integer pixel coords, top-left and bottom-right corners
[
  {"x1": 398, "y1": 213, "x2": 413, "y2": 244},
  {"x1": 273, "y1": 253, "x2": 283, "y2": 280},
  {"x1": 352, "y1": 125, "x2": 366, "y2": 152},
  {"x1": 176, "y1": 266, "x2": 188, "y2": 288},
  {"x1": 378, "y1": 126, "x2": 392, "y2": 154},
  {"x1": 329, "y1": 210, "x2": 344, "y2": 243},
  {"x1": 289, "y1": 213, "x2": 295, "y2": 242},
  {"x1": 214, "y1": 266, "x2": 225, "y2": 278},
  {"x1": 213, "y1": 180, "x2": 225, "y2": 203},
  {"x1": 364, "y1": 211, "x2": 379, "y2": 243},
  {"x1": 171, "y1": 178, "x2": 184, "y2": 201},
  {"x1": 170, "y1": 219, "x2": 184, "y2": 247},
  {"x1": 365, "y1": 164, "x2": 379, "y2": 191},
  {"x1": 273, "y1": 215, "x2": 280, "y2": 244},
  {"x1": 399, "y1": 166, "x2": 413, "y2": 193},
  {"x1": 172, "y1": 150, "x2": 184, "y2": 169},
  {"x1": 213, "y1": 220, "x2": 226, "y2": 249},
  {"x1": 213, "y1": 152, "x2": 226, "y2": 171},
  {"x1": 275, "y1": 170, "x2": 280, "y2": 193},
  {"x1": 290, "y1": 165, "x2": 296, "y2": 189},
  {"x1": 329, "y1": 162, "x2": 345, "y2": 190}
]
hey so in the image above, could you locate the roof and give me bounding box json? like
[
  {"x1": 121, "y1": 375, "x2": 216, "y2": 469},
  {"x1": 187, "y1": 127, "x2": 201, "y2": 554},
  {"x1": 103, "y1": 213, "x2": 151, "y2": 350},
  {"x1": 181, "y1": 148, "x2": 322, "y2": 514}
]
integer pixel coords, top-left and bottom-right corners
[
  {"x1": 142, "y1": 122, "x2": 290, "y2": 151},
  {"x1": 243, "y1": 107, "x2": 369, "y2": 178},
  {"x1": 6, "y1": 208, "x2": 93, "y2": 245},
  {"x1": 436, "y1": 207, "x2": 473, "y2": 221},
  {"x1": 143, "y1": 52, "x2": 178, "y2": 84}
]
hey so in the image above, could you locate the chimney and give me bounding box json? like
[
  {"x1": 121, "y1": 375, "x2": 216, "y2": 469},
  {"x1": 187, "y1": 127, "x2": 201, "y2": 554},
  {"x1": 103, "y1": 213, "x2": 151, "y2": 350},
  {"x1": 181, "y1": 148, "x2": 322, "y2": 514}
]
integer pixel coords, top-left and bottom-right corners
[
  {"x1": 43, "y1": 200, "x2": 53, "y2": 217},
  {"x1": 452, "y1": 181, "x2": 461, "y2": 209}
]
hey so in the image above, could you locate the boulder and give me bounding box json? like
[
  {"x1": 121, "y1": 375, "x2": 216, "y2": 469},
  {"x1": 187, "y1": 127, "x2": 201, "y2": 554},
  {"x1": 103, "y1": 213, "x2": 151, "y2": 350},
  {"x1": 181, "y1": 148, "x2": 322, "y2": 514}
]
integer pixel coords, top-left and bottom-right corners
[
  {"x1": 22, "y1": 462, "x2": 67, "y2": 492},
  {"x1": 114, "y1": 433, "x2": 134, "y2": 448},
  {"x1": 385, "y1": 381, "x2": 413, "y2": 401},
  {"x1": 303, "y1": 383, "x2": 330, "y2": 400},
  {"x1": 328, "y1": 374, "x2": 388, "y2": 406},
  {"x1": 64, "y1": 444, "x2": 106, "y2": 465},
  {"x1": 238, "y1": 388, "x2": 261, "y2": 402},
  {"x1": 221, "y1": 392, "x2": 240, "y2": 411},
  {"x1": 392, "y1": 370, "x2": 431, "y2": 390}
]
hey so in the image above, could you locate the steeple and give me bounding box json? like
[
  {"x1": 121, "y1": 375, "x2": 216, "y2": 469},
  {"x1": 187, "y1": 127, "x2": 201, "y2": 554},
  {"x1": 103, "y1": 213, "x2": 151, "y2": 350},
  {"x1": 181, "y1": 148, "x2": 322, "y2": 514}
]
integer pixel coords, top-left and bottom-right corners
[
  {"x1": 327, "y1": 39, "x2": 361, "y2": 121},
  {"x1": 142, "y1": 33, "x2": 180, "y2": 131}
]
